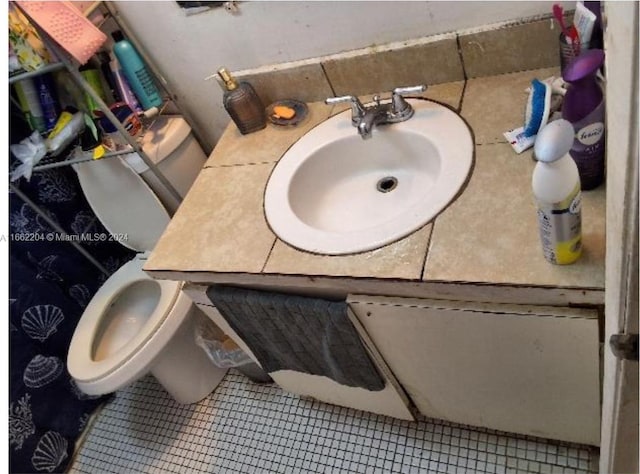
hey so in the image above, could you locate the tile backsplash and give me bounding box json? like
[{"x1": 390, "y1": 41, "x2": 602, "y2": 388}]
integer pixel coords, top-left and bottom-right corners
[
  {"x1": 459, "y1": 18, "x2": 562, "y2": 78},
  {"x1": 321, "y1": 34, "x2": 464, "y2": 97},
  {"x1": 240, "y1": 63, "x2": 334, "y2": 108},
  {"x1": 233, "y1": 14, "x2": 564, "y2": 105}
]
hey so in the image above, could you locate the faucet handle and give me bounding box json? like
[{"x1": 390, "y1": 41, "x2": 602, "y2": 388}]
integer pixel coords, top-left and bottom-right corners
[
  {"x1": 325, "y1": 95, "x2": 366, "y2": 124},
  {"x1": 393, "y1": 85, "x2": 427, "y2": 96},
  {"x1": 391, "y1": 85, "x2": 427, "y2": 117}
]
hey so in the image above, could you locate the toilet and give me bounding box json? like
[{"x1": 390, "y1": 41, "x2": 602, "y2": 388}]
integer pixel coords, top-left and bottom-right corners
[{"x1": 67, "y1": 116, "x2": 227, "y2": 404}]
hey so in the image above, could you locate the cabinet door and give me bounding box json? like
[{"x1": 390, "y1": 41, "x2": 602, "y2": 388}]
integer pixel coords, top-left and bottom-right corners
[
  {"x1": 195, "y1": 302, "x2": 415, "y2": 421},
  {"x1": 348, "y1": 295, "x2": 601, "y2": 446}
]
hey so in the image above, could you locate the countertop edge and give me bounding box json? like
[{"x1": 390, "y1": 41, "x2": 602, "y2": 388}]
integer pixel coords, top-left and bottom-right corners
[{"x1": 145, "y1": 269, "x2": 604, "y2": 307}]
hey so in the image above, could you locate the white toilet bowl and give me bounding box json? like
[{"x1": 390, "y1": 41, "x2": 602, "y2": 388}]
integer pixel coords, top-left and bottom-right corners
[
  {"x1": 67, "y1": 255, "x2": 224, "y2": 403},
  {"x1": 67, "y1": 116, "x2": 226, "y2": 404}
]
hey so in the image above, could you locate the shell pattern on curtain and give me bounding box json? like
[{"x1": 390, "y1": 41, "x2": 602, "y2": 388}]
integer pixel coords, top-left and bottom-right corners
[{"x1": 9, "y1": 161, "x2": 135, "y2": 473}]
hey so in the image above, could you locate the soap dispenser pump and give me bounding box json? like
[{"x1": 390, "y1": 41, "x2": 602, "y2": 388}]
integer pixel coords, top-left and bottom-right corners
[{"x1": 217, "y1": 68, "x2": 266, "y2": 135}]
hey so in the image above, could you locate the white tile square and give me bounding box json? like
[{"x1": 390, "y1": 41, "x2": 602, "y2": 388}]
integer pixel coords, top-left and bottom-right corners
[
  {"x1": 526, "y1": 460, "x2": 541, "y2": 472},
  {"x1": 539, "y1": 463, "x2": 552, "y2": 474}
]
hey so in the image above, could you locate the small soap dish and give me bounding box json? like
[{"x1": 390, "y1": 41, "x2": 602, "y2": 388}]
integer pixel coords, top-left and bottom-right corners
[{"x1": 266, "y1": 99, "x2": 308, "y2": 127}]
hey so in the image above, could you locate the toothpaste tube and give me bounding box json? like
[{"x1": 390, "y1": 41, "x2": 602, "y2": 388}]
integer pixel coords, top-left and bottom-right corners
[
  {"x1": 574, "y1": 2, "x2": 596, "y2": 46},
  {"x1": 504, "y1": 126, "x2": 536, "y2": 154}
]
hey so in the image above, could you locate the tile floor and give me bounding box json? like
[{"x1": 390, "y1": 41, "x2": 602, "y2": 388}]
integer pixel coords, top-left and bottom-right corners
[{"x1": 69, "y1": 371, "x2": 599, "y2": 473}]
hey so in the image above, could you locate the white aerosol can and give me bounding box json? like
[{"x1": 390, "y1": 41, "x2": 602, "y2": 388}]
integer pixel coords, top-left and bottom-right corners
[{"x1": 532, "y1": 119, "x2": 582, "y2": 265}]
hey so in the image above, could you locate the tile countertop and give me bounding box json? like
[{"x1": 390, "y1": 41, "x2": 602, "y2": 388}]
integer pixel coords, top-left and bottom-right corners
[{"x1": 144, "y1": 67, "x2": 606, "y2": 298}]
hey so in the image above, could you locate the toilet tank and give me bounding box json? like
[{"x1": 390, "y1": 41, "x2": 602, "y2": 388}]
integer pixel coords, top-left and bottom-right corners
[{"x1": 123, "y1": 116, "x2": 207, "y2": 213}]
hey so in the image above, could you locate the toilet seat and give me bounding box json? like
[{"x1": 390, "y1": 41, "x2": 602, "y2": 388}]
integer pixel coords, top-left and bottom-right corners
[{"x1": 68, "y1": 255, "x2": 188, "y2": 390}]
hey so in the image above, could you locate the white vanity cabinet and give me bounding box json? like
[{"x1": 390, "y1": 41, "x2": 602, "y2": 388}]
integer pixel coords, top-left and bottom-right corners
[
  {"x1": 191, "y1": 298, "x2": 416, "y2": 422},
  {"x1": 348, "y1": 295, "x2": 602, "y2": 446}
]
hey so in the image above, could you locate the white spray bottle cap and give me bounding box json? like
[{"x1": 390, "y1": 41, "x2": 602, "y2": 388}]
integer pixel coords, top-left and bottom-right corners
[{"x1": 534, "y1": 119, "x2": 575, "y2": 163}]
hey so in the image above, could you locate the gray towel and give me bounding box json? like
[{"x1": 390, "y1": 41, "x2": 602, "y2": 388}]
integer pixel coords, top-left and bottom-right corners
[{"x1": 206, "y1": 286, "x2": 385, "y2": 391}]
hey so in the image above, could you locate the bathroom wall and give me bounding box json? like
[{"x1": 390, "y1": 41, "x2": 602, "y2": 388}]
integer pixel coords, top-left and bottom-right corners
[{"x1": 111, "y1": 1, "x2": 573, "y2": 150}]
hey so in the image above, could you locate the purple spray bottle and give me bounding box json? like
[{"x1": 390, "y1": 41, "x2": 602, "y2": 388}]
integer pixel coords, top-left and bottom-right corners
[{"x1": 562, "y1": 49, "x2": 605, "y2": 190}]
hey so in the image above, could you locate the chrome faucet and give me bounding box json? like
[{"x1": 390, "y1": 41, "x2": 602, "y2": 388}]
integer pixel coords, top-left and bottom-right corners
[{"x1": 325, "y1": 85, "x2": 427, "y2": 139}]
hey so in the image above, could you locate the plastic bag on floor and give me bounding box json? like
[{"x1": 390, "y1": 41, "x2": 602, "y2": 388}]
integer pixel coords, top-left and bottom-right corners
[
  {"x1": 195, "y1": 316, "x2": 252, "y2": 368},
  {"x1": 202, "y1": 337, "x2": 254, "y2": 369},
  {"x1": 195, "y1": 315, "x2": 273, "y2": 383}
]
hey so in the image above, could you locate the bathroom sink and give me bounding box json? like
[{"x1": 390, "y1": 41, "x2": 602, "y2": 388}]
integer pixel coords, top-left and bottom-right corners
[{"x1": 264, "y1": 99, "x2": 473, "y2": 255}]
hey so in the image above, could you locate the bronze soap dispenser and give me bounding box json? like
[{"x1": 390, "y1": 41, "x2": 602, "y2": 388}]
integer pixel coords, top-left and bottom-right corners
[{"x1": 217, "y1": 67, "x2": 266, "y2": 135}]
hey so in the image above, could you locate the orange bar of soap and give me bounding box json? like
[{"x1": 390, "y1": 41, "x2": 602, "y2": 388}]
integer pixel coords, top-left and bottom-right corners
[{"x1": 273, "y1": 105, "x2": 296, "y2": 119}]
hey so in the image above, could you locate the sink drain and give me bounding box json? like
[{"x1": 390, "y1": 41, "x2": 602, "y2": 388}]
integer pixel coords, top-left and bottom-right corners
[{"x1": 376, "y1": 176, "x2": 398, "y2": 193}]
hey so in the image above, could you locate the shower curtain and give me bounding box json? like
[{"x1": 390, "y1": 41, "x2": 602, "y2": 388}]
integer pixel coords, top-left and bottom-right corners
[{"x1": 9, "y1": 158, "x2": 135, "y2": 472}]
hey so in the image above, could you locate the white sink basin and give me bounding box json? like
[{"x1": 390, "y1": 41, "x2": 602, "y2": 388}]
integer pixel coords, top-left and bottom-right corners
[{"x1": 264, "y1": 99, "x2": 473, "y2": 255}]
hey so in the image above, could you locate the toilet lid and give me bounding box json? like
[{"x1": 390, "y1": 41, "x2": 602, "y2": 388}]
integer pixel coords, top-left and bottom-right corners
[
  {"x1": 67, "y1": 256, "x2": 181, "y2": 383},
  {"x1": 74, "y1": 155, "x2": 170, "y2": 252}
]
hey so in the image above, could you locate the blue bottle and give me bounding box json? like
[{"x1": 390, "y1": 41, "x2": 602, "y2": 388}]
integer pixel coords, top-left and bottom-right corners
[
  {"x1": 111, "y1": 30, "x2": 162, "y2": 110},
  {"x1": 34, "y1": 74, "x2": 60, "y2": 132}
]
